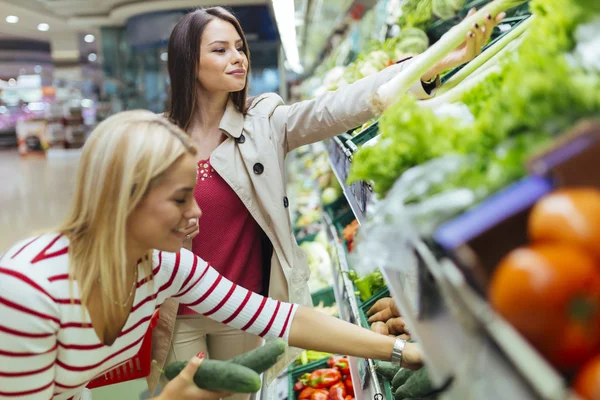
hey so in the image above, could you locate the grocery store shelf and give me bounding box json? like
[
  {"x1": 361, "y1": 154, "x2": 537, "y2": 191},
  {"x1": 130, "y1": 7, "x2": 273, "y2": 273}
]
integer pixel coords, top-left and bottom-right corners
[
  {"x1": 327, "y1": 144, "x2": 367, "y2": 225},
  {"x1": 323, "y1": 212, "x2": 384, "y2": 400},
  {"x1": 381, "y1": 238, "x2": 570, "y2": 400}
]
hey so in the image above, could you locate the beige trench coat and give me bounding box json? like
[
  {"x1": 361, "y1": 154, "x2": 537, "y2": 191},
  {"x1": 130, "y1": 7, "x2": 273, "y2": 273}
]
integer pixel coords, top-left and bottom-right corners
[{"x1": 147, "y1": 59, "x2": 437, "y2": 394}]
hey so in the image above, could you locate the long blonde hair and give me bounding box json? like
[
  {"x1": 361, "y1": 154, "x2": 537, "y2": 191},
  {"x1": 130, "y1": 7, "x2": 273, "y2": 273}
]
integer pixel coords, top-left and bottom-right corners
[{"x1": 58, "y1": 110, "x2": 196, "y2": 341}]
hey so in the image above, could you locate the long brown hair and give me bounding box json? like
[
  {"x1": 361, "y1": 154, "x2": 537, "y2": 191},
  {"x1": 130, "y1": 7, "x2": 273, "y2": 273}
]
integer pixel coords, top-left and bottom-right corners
[{"x1": 166, "y1": 7, "x2": 251, "y2": 131}]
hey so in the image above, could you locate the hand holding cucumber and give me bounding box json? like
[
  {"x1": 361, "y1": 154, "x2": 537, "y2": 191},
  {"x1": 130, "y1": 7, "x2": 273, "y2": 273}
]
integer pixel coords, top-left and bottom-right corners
[{"x1": 157, "y1": 356, "x2": 232, "y2": 400}]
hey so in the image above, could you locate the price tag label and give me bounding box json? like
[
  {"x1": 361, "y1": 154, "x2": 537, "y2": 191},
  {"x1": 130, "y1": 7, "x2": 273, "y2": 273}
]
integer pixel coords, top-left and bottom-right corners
[{"x1": 359, "y1": 358, "x2": 370, "y2": 389}]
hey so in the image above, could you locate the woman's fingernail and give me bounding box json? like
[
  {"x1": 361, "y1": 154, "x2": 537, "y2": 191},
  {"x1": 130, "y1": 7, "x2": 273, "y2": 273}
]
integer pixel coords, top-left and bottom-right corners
[
  {"x1": 470, "y1": 7, "x2": 476, "y2": 12},
  {"x1": 197, "y1": 351, "x2": 205, "y2": 359}
]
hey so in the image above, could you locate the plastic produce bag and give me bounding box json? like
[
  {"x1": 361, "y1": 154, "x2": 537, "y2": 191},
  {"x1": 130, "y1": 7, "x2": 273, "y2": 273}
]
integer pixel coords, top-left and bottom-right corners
[
  {"x1": 567, "y1": 17, "x2": 600, "y2": 73},
  {"x1": 351, "y1": 155, "x2": 475, "y2": 274}
]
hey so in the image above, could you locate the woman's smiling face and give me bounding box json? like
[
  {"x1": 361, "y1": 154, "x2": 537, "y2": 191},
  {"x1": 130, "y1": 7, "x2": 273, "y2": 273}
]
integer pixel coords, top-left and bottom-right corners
[
  {"x1": 127, "y1": 152, "x2": 202, "y2": 253},
  {"x1": 196, "y1": 18, "x2": 249, "y2": 94}
]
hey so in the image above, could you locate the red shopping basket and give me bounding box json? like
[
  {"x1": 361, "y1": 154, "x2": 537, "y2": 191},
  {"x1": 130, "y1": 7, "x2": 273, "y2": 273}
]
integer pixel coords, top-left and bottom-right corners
[{"x1": 87, "y1": 310, "x2": 160, "y2": 389}]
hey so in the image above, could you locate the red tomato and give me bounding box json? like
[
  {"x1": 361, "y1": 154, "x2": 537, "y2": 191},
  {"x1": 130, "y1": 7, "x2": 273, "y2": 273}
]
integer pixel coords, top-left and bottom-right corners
[
  {"x1": 529, "y1": 188, "x2": 600, "y2": 259},
  {"x1": 575, "y1": 355, "x2": 600, "y2": 400},
  {"x1": 310, "y1": 389, "x2": 329, "y2": 400},
  {"x1": 489, "y1": 244, "x2": 600, "y2": 371}
]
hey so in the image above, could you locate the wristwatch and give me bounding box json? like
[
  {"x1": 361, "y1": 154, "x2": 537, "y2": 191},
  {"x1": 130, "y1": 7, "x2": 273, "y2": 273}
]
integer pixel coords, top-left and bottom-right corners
[{"x1": 391, "y1": 337, "x2": 406, "y2": 365}]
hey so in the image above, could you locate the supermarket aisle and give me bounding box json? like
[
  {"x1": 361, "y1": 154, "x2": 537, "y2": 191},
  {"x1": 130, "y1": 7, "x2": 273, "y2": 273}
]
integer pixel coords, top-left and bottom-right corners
[{"x1": 0, "y1": 150, "x2": 80, "y2": 253}]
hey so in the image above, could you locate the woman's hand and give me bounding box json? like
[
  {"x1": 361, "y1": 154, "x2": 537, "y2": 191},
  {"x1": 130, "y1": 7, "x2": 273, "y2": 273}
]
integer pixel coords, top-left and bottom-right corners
[
  {"x1": 182, "y1": 218, "x2": 199, "y2": 251},
  {"x1": 402, "y1": 342, "x2": 424, "y2": 370},
  {"x1": 156, "y1": 356, "x2": 231, "y2": 400},
  {"x1": 421, "y1": 9, "x2": 506, "y2": 81}
]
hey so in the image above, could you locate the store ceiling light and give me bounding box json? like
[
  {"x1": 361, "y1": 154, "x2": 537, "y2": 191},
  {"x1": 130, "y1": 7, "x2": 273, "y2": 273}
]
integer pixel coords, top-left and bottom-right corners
[
  {"x1": 84, "y1": 34, "x2": 95, "y2": 43},
  {"x1": 8, "y1": 78, "x2": 16, "y2": 86},
  {"x1": 271, "y1": 0, "x2": 303, "y2": 74},
  {"x1": 160, "y1": 52, "x2": 168, "y2": 62},
  {"x1": 6, "y1": 15, "x2": 19, "y2": 24},
  {"x1": 37, "y1": 23, "x2": 49, "y2": 32},
  {"x1": 88, "y1": 53, "x2": 97, "y2": 62}
]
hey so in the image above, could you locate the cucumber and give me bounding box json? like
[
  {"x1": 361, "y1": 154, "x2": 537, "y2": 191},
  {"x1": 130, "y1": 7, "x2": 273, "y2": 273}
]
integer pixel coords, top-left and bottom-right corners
[
  {"x1": 392, "y1": 368, "x2": 413, "y2": 389},
  {"x1": 394, "y1": 367, "x2": 433, "y2": 400},
  {"x1": 228, "y1": 339, "x2": 287, "y2": 374},
  {"x1": 374, "y1": 361, "x2": 401, "y2": 381},
  {"x1": 164, "y1": 359, "x2": 261, "y2": 393}
]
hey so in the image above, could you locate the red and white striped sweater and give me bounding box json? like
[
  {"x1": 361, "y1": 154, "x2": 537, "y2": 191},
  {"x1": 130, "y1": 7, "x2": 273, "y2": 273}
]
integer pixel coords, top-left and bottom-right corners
[{"x1": 0, "y1": 234, "x2": 298, "y2": 400}]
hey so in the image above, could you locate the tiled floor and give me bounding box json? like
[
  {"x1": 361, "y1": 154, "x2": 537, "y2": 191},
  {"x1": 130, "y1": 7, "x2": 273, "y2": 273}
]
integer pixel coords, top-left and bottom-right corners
[
  {"x1": 0, "y1": 149, "x2": 149, "y2": 399},
  {"x1": 0, "y1": 149, "x2": 79, "y2": 253}
]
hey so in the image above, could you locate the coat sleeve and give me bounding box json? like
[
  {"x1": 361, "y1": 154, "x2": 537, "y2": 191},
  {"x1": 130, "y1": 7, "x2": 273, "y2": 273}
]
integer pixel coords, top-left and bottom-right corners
[{"x1": 268, "y1": 57, "x2": 440, "y2": 153}]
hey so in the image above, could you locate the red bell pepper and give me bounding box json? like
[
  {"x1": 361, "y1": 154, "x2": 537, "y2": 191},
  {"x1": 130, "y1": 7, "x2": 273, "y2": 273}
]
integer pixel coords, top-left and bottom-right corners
[
  {"x1": 310, "y1": 389, "x2": 329, "y2": 400},
  {"x1": 309, "y1": 368, "x2": 342, "y2": 389},
  {"x1": 327, "y1": 356, "x2": 350, "y2": 375},
  {"x1": 329, "y1": 382, "x2": 346, "y2": 400},
  {"x1": 299, "y1": 387, "x2": 316, "y2": 400},
  {"x1": 294, "y1": 381, "x2": 306, "y2": 392},
  {"x1": 336, "y1": 358, "x2": 350, "y2": 375},
  {"x1": 344, "y1": 376, "x2": 354, "y2": 397},
  {"x1": 327, "y1": 356, "x2": 345, "y2": 368}
]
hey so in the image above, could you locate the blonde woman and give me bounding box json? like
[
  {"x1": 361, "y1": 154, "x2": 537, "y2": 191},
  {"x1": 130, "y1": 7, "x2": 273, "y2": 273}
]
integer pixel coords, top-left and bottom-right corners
[{"x1": 0, "y1": 110, "x2": 422, "y2": 400}]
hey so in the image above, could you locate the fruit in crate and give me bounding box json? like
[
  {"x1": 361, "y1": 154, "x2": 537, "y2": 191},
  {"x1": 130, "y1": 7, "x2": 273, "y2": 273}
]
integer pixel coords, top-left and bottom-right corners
[
  {"x1": 489, "y1": 244, "x2": 600, "y2": 371},
  {"x1": 575, "y1": 355, "x2": 600, "y2": 400},
  {"x1": 294, "y1": 359, "x2": 354, "y2": 400},
  {"x1": 321, "y1": 187, "x2": 340, "y2": 206},
  {"x1": 529, "y1": 188, "x2": 600, "y2": 259}
]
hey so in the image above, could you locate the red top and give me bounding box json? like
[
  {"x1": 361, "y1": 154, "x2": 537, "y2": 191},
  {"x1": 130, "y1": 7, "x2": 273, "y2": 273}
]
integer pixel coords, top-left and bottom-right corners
[{"x1": 179, "y1": 158, "x2": 264, "y2": 315}]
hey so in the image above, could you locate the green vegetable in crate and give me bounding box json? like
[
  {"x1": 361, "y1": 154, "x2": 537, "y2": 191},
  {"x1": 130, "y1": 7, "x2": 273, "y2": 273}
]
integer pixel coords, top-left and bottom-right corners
[
  {"x1": 164, "y1": 360, "x2": 261, "y2": 393},
  {"x1": 375, "y1": 361, "x2": 401, "y2": 381},
  {"x1": 432, "y1": 0, "x2": 459, "y2": 20},
  {"x1": 398, "y1": 0, "x2": 434, "y2": 30},
  {"x1": 395, "y1": 28, "x2": 430, "y2": 55},
  {"x1": 346, "y1": 270, "x2": 386, "y2": 301},
  {"x1": 228, "y1": 338, "x2": 287, "y2": 373},
  {"x1": 354, "y1": 277, "x2": 373, "y2": 301},
  {"x1": 395, "y1": 367, "x2": 434, "y2": 399},
  {"x1": 392, "y1": 368, "x2": 414, "y2": 389},
  {"x1": 297, "y1": 350, "x2": 334, "y2": 366}
]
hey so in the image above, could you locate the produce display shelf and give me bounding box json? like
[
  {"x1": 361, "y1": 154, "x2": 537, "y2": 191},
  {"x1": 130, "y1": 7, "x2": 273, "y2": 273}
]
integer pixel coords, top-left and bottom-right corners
[
  {"x1": 325, "y1": 134, "x2": 575, "y2": 400},
  {"x1": 327, "y1": 140, "x2": 367, "y2": 225},
  {"x1": 381, "y1": 238, "x2": 573, "y2": 400},
  {"x1": 323, "y1": 212, "x2": 384, "y2": 400}
]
